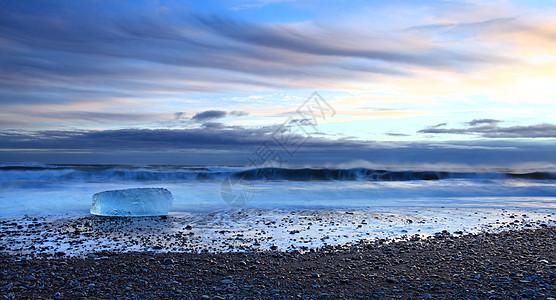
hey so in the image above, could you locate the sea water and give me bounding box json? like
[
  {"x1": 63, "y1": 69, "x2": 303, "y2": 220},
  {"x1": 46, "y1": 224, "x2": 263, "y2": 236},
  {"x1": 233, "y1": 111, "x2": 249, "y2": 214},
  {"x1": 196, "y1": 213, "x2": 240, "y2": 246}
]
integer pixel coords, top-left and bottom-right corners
[
  {"x1": 1, "y1": 164, "x2": 555, "y2": 216},
  {"x1": 1, "y1": 164, "x2": 555, "y2": 254}
]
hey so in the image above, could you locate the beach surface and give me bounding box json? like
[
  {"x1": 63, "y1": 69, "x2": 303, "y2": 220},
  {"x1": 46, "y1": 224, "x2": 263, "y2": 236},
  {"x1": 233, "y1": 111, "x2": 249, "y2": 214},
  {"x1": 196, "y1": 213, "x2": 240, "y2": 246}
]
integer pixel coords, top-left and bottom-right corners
[
  {"x1": 1, "y1": 207, "x2": 555, "y2": 299},
  {"x1": 0, "y1": 207, "x2": 554, "y2": 255},
  {"x1": 1, "y1": 165, "x2": 556, "y2": 298},
  {"x1": 1, "y1": 226, "x2": 554, "y2": 299}
]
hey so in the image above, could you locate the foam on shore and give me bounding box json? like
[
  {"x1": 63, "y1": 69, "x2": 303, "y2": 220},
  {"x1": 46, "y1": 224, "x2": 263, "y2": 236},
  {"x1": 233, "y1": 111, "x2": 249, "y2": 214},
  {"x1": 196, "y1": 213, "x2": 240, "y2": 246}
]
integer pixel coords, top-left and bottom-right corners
[{"x1": 1, "y1": 207, "x2": 554, "y2": 257}]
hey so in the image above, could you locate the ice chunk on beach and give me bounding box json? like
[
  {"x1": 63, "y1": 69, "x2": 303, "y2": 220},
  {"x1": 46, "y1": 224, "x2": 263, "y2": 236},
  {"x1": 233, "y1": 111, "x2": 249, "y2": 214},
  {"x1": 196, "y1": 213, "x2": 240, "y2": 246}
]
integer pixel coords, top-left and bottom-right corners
[{"x1": 90, "y1": 188, "x2": 173, "y2": 216}]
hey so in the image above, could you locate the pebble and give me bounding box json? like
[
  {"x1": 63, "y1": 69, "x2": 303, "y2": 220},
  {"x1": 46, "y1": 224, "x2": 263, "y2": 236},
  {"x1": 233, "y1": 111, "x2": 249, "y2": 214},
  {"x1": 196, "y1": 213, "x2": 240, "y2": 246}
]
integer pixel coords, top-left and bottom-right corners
[
  {"x1": 0, "y1": 218, "x2": 554, "y2": 299},
  {"x1": 522, "y1": 289, "x2": 536, "y2": 297}
]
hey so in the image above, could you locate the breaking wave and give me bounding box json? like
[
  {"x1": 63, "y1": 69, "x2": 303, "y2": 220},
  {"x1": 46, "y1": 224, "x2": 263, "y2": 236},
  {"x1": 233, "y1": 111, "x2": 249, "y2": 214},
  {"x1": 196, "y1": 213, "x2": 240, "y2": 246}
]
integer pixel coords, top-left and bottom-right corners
[{"x1": 1, "y1": 165, "x2": 554, "y2": 187}]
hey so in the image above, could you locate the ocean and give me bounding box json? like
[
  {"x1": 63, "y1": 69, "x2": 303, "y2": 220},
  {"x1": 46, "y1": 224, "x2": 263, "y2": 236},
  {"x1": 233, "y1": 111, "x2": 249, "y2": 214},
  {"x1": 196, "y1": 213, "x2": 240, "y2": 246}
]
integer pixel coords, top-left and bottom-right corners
[
  {"x1": 1, "y1": 164, "x2": 555, "y2": 254},
  {"x1": 1, "y1": 164, "x2": 556, "y2": 215}
]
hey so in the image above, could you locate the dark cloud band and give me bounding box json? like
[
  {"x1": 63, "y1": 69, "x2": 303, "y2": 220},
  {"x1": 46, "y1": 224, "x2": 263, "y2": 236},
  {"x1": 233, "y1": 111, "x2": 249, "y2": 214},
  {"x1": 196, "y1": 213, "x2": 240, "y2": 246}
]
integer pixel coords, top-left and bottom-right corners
[{"x1": 419, "y1": 121, "x2": 556, "y2": 138}]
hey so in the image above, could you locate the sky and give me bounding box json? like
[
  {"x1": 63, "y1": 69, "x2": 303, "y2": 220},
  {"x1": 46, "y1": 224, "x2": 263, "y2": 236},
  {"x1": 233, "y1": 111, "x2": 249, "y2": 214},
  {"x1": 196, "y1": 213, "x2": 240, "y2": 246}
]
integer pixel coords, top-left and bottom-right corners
[{"x1": 1, "y1": 0, "x2": 556, "y2": 167}]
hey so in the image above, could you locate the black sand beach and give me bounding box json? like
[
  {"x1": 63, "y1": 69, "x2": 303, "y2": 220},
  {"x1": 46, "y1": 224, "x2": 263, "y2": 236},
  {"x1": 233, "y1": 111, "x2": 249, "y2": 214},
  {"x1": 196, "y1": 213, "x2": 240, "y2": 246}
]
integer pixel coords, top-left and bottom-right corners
[{"x1": 1, "y1": 226, "x2": 555, "y2": 299}]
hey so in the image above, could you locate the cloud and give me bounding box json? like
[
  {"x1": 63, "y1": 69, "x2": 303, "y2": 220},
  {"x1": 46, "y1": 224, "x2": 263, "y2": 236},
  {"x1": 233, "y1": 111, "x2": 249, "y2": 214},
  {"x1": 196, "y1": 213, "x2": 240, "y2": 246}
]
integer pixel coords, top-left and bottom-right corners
[
  {"x1": 1, "y1": 127, "x2": 555, "y2": 167},
  {"x1": 480, "y1": 124, "x2": 556, "y2": 138},
  {"x1": 0, "y1": 125, "x2": 363, "y2": 153},
  {"x1": 174, "y1": 112, "x2": 185, "y2": 120},
  {"x1": 195, "y1": 14, "x2": 506, "y2": 69},
  {"x1": 386, "y1": 132, "x2": 410, "y2": 137},
  {"x1": 418, "y1": 120, "x2": 556, "y2": 138},
  {"x1": 404, "y1": 17, "x2": 523, "y2": 38},
  {"x1": 230, "y1": 111, "x2": 249, "y2": 117},
  {"x1": 0, "y1": 109, "x2": 169, "y2": 126},
  {"x1": 45, "y1": 111, "x2": 165, "y2": 123},
  {"x1": 190, "y1": 110, "x2": 250, "y2": 123},
  {"x1": 427, "y1": 143, "x2": 516, "y2": 150},
  {"x1": 288, "y1": 118, "x2": 316, "y2": 127},
  {"x1": 191, "y1": 110, "x2": 228, "y2": 122},
  {"x1": 465, "y1": 119, "x2": 500, "y2": 126},
  {"x1": 431, "y1": 123, "x2": 447, "y2": 128},
  {"x1": 0, "y1": 0, "x2": 522, "y2": 109},
  {"x1": 1, "y1": 0, "x2": 555, "y2": 138},
  {"x1": 201, "y1": 122, "x2": 226, "y2": 129},
  {"x1": 417, "y1": 127, "x2": 469, "y2": 135}
]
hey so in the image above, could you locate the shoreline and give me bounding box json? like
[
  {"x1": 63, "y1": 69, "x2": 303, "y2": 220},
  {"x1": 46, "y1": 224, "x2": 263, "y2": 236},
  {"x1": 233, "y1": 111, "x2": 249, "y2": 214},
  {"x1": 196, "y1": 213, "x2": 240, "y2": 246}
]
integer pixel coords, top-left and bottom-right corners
[
  {"x1": 1, "y1": 226, "x2": 555, "y2": 299},
  {"x1": 1, "y1": 207, "x2": 554, "y2": 257}
]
